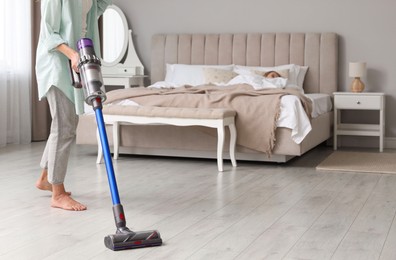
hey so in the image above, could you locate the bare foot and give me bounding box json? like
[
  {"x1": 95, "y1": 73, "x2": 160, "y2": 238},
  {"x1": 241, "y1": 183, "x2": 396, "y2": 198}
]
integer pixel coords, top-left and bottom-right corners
[
  {"x1": 51, "y1": 183, "x2": 86, "y2": 211},
  {"x1": 35, "y1": 178, "x2": 53, "y2": 191},
  {"x1": 36, "y1": 170, "x2": 71, "y2": 195},
  {"x1": 51, "y1": 193, "x2": 87, "y2": 211}
]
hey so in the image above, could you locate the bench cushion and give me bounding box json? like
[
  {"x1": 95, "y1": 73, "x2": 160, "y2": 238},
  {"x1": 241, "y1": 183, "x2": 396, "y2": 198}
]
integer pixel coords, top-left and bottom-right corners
[{"x1": 103, "y1": 105, "x2": 236, "y2": 119}]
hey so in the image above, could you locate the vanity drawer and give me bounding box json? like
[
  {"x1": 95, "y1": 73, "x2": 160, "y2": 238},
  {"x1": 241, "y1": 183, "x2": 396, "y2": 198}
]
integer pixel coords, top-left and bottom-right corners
[{"x1": 334, "y1": 95, "x2": 382, "y2": 110}]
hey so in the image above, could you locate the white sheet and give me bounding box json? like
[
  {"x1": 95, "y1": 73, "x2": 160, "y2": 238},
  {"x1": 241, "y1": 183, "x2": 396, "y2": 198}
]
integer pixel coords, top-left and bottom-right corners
[
  {"x1": 227, "y1": 74, "x2": 288, "y2": 90},
  {"x1": 277, "y1": 94, "x2": 331, "y2": 144},
  {"x1": 305, "y1": 93, "x2": 333, "y2": 118}
]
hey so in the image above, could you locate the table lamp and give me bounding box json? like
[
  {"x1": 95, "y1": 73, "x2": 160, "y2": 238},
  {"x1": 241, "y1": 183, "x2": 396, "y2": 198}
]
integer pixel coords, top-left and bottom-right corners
[{"x1": 349, "y1": 62, "x2": 366, "y2": 92}]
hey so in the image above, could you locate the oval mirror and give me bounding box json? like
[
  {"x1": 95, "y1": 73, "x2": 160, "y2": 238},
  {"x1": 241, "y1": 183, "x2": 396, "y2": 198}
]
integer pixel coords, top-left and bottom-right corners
[{"x1": 101, "y1": 5, "x2": 128, "y2": 67}]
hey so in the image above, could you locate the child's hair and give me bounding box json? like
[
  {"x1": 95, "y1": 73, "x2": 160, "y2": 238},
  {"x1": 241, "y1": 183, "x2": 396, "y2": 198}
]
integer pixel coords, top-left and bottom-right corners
[{"x1": 263, "y1": 71, "x2": 281, "y2": 78}]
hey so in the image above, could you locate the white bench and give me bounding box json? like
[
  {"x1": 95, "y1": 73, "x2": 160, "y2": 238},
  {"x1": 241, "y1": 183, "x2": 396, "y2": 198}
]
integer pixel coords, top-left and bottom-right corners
[{"x1": 96, "y1": 106, "x2": 237, "y2": 171}]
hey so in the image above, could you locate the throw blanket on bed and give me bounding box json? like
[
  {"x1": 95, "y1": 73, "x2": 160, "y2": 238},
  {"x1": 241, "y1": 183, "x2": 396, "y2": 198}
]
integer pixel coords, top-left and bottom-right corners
[{"x1": 103, "y1": 84, "x2": 312, "y2": 155}]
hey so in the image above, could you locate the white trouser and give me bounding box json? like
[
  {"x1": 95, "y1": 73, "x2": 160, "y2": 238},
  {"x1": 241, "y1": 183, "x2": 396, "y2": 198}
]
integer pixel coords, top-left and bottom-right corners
[{"x1": 40, "y1": 86, "x2": 79, "y2": 184}]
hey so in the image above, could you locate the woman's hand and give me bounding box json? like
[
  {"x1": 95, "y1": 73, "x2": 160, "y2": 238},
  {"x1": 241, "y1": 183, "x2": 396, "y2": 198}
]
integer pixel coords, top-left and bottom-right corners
[
  {"x1": 69, "y1": 51, "x2": 80, "y2": 73},
  {"x1": 56, "y1": 44, "x2": 80, "y2": 72}
]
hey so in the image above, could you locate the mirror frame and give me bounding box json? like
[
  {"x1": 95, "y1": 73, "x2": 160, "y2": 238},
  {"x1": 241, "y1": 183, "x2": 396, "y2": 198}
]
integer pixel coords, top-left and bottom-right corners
[{"x1": 101, "y1": 5, "x2": 129, "y2": 67}]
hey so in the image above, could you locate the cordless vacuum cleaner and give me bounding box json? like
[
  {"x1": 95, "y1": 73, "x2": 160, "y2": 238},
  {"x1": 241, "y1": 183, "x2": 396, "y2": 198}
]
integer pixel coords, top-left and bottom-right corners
[{"x1": 71, "y1": 38, "x2": 162, "y2": 251}]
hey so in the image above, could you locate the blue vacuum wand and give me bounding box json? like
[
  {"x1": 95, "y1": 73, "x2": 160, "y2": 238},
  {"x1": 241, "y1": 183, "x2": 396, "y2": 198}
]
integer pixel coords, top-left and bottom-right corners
[{"x1": 72, "y1": 38, "x2": 162, "y2": 251}]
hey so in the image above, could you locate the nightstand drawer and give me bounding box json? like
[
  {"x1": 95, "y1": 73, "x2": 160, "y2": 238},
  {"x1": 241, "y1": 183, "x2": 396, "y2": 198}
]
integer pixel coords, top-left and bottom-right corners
[{"x1": 334, "y1": 95, "x2": 382, "y2": 109}]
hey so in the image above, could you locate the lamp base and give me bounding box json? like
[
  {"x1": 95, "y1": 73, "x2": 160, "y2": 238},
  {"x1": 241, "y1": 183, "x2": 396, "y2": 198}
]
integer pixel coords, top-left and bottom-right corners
[{"x1": 351, "y1": 77, "x2": 365, "y2": 92}]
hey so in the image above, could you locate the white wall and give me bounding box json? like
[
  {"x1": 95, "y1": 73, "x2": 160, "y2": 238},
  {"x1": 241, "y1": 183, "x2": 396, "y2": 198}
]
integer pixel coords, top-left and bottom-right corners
[{"x1": 112, "y1": 0, "x2": 396, "y2": 145}]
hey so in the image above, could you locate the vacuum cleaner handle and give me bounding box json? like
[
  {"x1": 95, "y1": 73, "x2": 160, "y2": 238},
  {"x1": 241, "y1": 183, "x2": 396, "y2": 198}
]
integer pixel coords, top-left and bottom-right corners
[{"x1": 69, "y1": 60, "x2": 82, "y2": 89}]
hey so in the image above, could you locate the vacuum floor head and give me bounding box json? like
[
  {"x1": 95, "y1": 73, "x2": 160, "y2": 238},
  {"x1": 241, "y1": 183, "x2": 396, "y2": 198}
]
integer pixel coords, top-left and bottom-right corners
[{"x1": 104, "y1": 229, "x2": 162, "y2": 251}]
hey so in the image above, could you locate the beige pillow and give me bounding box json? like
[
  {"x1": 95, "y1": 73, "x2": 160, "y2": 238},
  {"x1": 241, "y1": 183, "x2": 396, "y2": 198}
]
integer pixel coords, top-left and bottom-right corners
[
  {"x1": 203, "y1": 68, "x2": 238, "y2": 84},
  {"x1": 254, "y1": 69, "x2": 289, "y2": 79}
]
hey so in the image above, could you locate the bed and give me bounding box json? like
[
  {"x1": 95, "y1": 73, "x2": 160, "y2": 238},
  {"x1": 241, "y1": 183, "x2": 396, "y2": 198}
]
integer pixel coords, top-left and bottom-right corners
[{"x1": 76, "y1": 32, "x2": 338, "y2": 163}]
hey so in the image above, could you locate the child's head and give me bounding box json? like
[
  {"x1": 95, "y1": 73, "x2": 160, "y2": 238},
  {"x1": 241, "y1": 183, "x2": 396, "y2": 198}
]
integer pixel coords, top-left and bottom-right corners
[{"x1": 264, "y1": 71, "x2": 281, "y2": 78}]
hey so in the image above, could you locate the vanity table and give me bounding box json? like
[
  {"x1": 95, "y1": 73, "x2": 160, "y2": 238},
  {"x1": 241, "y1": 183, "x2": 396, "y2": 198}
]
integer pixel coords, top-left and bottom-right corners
[
  {"x1": 101, "y1": 5, "x2": 146, "y2": 88},
  {"x1": 103, "y1": 75, "x2": 147, "y2": 89}
]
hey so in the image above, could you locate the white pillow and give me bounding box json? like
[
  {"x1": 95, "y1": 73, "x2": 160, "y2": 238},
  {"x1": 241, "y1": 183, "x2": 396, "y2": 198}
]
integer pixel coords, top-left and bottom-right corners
[
  {"x1": 148, "y1": 81, "x2": 183, "y2": 89},
  {"x1": 296, "y1": 66, "x2": 308, "y2": 89},
  {"x1": 203, "y1": 67, "x2": 238, "y2": 84},
  {"x1": 165, "y1": 64, "x2": 234, "y2": 86},
  {"x1": 234, "y1": 64, "x2": 308, "y2": 91}
]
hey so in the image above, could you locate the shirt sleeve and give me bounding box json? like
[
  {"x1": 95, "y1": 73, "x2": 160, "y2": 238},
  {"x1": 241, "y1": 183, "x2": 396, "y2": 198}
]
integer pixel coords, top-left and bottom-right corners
[
  {"x1": 97, "y1": 0, "x2": 113, "y2": 17},
  {"x1": 41, "y1": 0, "x2": 67, "y2": 52}
]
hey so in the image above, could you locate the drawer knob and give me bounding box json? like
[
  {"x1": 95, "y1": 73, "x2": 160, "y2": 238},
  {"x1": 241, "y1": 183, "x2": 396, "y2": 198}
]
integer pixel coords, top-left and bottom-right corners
[{"x1": 357, "y1": 101, "x2": 361, "y2": 105}]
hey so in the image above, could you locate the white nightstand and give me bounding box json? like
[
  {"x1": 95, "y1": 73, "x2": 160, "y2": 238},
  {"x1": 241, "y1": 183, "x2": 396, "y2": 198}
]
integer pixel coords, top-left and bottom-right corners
[{"x1": 333, "y1": 92, "x2": 385, "y2": 152}]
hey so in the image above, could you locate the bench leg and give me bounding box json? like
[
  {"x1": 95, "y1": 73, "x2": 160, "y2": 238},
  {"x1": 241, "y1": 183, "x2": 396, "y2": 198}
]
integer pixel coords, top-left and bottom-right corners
[
  {"x1": 113, "y1": 122, "x2": 120, "y2": 160},
  {"x1": 217, "y1": 125, "x2": 225, "y2": 172},
  {"x1": 96, "y1": 129, "x2": 103, "y2": 164},
  {"x1": 228, "y1": 123, "x2": 237, "y2": 167}
]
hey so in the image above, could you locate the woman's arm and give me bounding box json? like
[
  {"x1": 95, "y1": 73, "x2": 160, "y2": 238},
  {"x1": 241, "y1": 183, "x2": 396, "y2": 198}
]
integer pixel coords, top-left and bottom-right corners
[
  {"x1": 40, "y1": 0, "x2": 67, "y2": 52},
  {"x1": 40, "y1": 0, "x2": 80, "y2": 71}
]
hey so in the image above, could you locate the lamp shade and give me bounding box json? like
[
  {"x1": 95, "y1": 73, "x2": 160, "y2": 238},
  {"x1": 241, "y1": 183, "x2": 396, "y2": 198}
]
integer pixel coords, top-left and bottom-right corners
[{"x1": 349, "y1": 62, "x2": 366, "y2": 78}]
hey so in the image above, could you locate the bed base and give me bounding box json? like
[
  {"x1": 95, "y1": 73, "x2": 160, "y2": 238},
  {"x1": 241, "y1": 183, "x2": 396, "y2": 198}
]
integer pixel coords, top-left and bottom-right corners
[{"x1": 115, "y1": 146, "x2": 295, "y2": 164}]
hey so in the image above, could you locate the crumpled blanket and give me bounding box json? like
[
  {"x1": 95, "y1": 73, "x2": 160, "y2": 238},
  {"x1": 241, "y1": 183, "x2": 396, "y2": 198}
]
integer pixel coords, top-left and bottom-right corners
[{"x1": 104, "y1": 84, "x2": 312, "y2": 155}]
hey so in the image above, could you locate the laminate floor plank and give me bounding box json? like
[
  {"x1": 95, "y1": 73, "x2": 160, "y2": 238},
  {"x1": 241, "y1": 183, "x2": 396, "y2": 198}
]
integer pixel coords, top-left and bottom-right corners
[
  {"x1": 284, "y1": 173, "x2": 381, "y2": 260},
  {"x1": 187, "y1": 170, "x2": 327, "y2": 259},
  {"x1": 235, "y1": 172, "x2": 355, "y2": 259},
  {"x1": 136, "y1": 167, "x2": 300, "y2": 259},
  {"x1": 332, "y1": 174, "x2": 396, "y2": 260}
]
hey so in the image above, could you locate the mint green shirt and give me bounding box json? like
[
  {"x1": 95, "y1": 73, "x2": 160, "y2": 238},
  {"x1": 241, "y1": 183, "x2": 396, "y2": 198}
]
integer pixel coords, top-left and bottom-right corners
[{"x1": 36, "y1": 0, "x2": 112, "y2": 114}]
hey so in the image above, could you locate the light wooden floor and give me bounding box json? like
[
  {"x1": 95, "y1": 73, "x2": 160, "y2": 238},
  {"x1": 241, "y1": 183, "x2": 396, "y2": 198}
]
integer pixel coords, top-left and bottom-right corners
[{"x1": 1, "y1": 142, "x2": 396, "y2": 260}]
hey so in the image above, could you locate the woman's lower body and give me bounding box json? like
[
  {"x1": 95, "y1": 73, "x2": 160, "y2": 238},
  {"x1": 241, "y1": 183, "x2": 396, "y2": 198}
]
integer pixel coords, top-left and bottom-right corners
[{"x1": 36, "y1": 86, "x2": 86, "y2": 211}]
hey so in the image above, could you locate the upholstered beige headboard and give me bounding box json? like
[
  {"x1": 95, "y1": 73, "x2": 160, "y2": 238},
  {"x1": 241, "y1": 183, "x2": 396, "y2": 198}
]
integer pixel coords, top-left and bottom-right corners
[{"x1": 151, "y1": 33, "x2": 338, "y2": 94}]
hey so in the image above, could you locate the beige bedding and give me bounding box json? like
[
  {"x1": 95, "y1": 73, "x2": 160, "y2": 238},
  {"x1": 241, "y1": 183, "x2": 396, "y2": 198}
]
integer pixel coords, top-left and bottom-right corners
[{"x1": 104, "y1": 84, "x2": 312, "y2": 155}]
